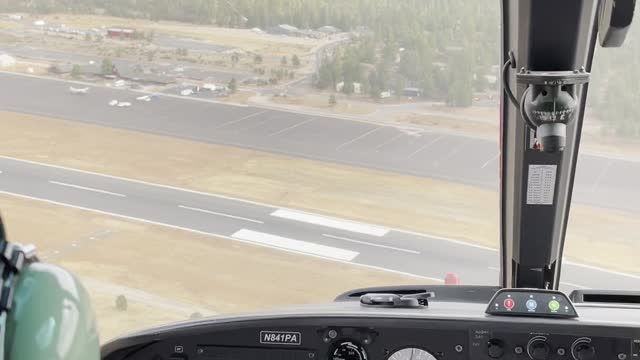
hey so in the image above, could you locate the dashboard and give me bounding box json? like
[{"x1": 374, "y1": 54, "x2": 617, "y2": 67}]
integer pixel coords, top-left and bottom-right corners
[{"x1": 101, "y1": 287, "x2": 640, "y2": 360}]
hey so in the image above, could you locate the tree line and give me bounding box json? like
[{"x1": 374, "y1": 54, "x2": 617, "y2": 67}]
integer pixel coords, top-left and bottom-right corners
[
  {"x1": 3, "y1": 0, "x2": 501, "y2": 106},
  {"x1": 588, "y1": 9, "x2": 640, "y2": 138},
  {"x1": 3, "y1": 1, "x2": 639, "y2": 131}
]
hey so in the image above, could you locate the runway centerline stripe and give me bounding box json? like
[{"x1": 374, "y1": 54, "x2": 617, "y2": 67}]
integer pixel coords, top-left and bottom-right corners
[
  {"x1": 232, "y1": 229, "x2": 359, "y2": 261},
  {"x1": 213, "y1": 110, "x2": 268, "y2": 129},
  {"x1": 590, "y1": 159, "x2": 612, "y2": 193},
  {"x1": 407, "y1": 134, "x2": 446, "y2": 159},
  {"x1": 374, "y1": 132, "x2": 404, "y2": 150},
  {"x1": 268, "y1": 117, "x2": 315, "y2": 137},
  {"x1": 323, "y1": 234, "x2": 420, "y2": 254},
  {"x1": 48, "y1": 180, "x2": 127, "y2": 197},
  {"x1": 271, "y1": 209, "x2": 389, "y2": 237},
  {"x1": 336, "y1": 126, "x2": 385, "y2": 151},
  {"x1": 178, "y1": 205, "x2": 264, "y2": 224},
  {"x1": 481, "y1": 153, "x2": 500, "y2": 169}
]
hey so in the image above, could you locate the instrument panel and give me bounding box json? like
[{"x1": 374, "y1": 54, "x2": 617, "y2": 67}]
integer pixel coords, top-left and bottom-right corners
[
  {"x1": 101, "y1": 306, "x2": 640, "y2": 360},
  {"x1": 101, "y1": 288, "x2": 640, "y2": 360}
]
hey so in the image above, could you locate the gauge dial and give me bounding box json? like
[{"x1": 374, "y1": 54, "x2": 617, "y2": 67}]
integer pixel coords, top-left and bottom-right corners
[
  {"x1": 331, "y1": 341, "x2": 368, "y2": 360},
  {"x1": 388, "y1": 347, "x2": 437, "y2": 360}
]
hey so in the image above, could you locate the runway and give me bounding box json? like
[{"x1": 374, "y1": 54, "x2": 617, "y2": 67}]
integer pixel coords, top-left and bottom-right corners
[
  {"x1": 0, "y1": 155, "x2": 637, "y2": 292},
  {"x1": 0, "y1": 72, "x2": 637, "y2": 213}
]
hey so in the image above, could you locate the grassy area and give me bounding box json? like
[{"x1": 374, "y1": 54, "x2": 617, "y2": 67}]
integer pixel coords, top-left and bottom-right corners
[
  {"x1": 0, "y1": 194, "x2": 417, "y2": 342},
  {"x1": 0, "y1": 20, "x2": 16, "y2": 29},
  {"x1": 218, "y1": 90, "x2": 256, "y2": 104},
  {"x1": 2, "y1": 61, "x2": 50, "y2": 75},
  {"x1": 0, "y1": 111, "x2": 637, "y2": 275},
  {"x1": 40, "y1": 14, "x2": 320, "y2": 58}
]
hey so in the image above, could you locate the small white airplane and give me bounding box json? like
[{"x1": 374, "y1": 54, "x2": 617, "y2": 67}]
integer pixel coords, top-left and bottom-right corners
[
  {"x1": 69, "y1": 86, "x2": 89, "y2": 94},
  {"x1": 108, "y1": 99, "x2": 119, "y2": 106},
  {"x1": 116, "y1": 101, "x2": 132, "y2": 107},
  {"x1": 136, "y1": 95, "x2": 152, "y2": 102}
]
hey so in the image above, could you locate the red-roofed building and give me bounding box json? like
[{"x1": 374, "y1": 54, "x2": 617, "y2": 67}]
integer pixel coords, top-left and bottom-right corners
[{"x1": 107, "y1": 27, "x2": 137, "y2": 39}]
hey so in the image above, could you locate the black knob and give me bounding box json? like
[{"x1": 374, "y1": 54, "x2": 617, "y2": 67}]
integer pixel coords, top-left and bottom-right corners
[
  {"x1": 528, "y1": 339, "x2": 551, "y2": 360},
  {"x1": 573, "y1": 342, "x2": 596, "y2": 360},
  {"x1": 487, "y1": 339, "x2": 505, "y2": 359}
]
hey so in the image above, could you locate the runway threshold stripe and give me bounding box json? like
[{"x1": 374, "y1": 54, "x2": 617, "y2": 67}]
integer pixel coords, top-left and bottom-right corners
[
  {"x1": 271, "y1": 209, "x2": 389, "y2": 237},
  {"x1": 232, "y1": 229, "x2": 359, "y2": 261}
]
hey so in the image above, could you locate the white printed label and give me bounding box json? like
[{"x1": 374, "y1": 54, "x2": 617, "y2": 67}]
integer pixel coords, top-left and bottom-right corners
[
  {"x1": 527, "y1": 165, "x2": 557, "y2": 205},
  {"x1": 260, "y1": 331, "x2": 301, "y2": 345}
]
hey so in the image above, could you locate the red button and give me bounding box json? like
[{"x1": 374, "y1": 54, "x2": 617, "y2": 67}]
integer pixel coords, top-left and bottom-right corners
[{"x1": 504, "y1": 298, "x2": 515, "y2": 310}]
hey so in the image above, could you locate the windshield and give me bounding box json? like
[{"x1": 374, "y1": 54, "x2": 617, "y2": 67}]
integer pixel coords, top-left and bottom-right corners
[{"x1": 0, "y1": 0, "x2": 637, "y2": 342}]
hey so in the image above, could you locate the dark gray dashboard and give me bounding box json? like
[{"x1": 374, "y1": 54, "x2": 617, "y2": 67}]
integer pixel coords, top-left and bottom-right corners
[{"x1": 101, "y1": 298, "x2": 640, "y2": 360}]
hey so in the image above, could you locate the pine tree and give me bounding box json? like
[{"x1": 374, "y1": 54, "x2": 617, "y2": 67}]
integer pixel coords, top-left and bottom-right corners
[
  {"x1": 329, "y1": 94, "x2": 337, "y2": 106},
  {"x1": 228, "y1": 77, "x2": 238, "y2": 93},
  {"x1": 71, "y1": 64, "x2": 82, "y2": 79},
  {"x1": 101, "y1": 58, "x2": 113, "y2": 75}
]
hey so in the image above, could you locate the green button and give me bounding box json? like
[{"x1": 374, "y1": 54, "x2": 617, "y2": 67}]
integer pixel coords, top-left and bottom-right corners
[{"x1": 548, "y1": 300, "x2": 560, "y2": 311}]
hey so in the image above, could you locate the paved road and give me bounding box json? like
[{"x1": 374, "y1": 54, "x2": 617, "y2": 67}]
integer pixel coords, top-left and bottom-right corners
[
  {"x1": 0, "y1": 72, "x2": 638, "y2": 213},
  {"x1": 0, "y1": 156, "x2": 637, "y2": 292},
  {"x1": 0, "y1": 45, "x2": 246, "y2": 82}
]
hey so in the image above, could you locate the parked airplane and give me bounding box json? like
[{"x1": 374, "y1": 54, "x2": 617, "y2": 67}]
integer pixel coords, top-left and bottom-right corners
[{"x1": 69, "y1": 86, "x2": 89, "y2": 94}]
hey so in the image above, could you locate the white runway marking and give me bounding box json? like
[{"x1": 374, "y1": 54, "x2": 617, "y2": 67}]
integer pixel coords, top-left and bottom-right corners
[
  {"x1": 178, "y1": 205, "x2": 264, "y2": 224},
  {"x1": 3, "y1": 156, "x2": 638, "y2": 284},
  {"x1": 336, "y1": 126, "x2": 384, "y2": 151},
  {"x1": 323, "y1": 234, "x2": 420, "y2": 254},
  {"x1": 232, "y1": 229, "x2": 359, "y2": 261},
  {"x1": 442, "y1": 141, "x2": 468, "y2": 161},
  {"x1": 268, "y1": 117, "x2": 315, "y2": 137},
  {"x1": 590, "y1": 159, "x2": 611, "y2": 192},
  {"x1": 375, "y1": 132, "x2": 404, "y2": 150},
  {"x1": 0, "y1": 190, "x2": 436, "y2": 281},
  {"x1": 481, "y1": 153, "x2": 500, "y2": 169},
  {"x1": 564, "y1": 259, "x2": 640, "y2": 281},
  {"x1": 48, "y1": 180, "x2": 126, "y2": 197},
  {"x1": 214, "y1": 110, "x2": 268, "y2": 129},
  {"x1": 407, "y1": 134, "x2": 445, "y2": 159},
  {"x1": 271, "y1": 209, "x2": 389, "y2": 237}
]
